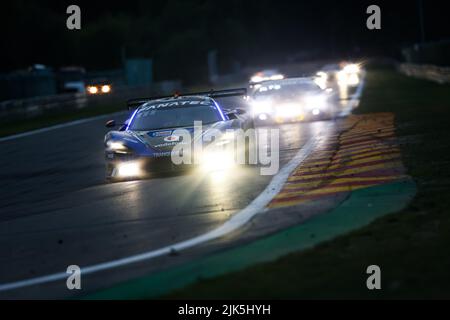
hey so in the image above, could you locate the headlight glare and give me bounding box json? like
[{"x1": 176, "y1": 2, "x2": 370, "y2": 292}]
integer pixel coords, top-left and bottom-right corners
[
  {"x1": 101, "y1": 85, "x2": 111, "y2": 93},
  {"x1": 116, "y1": 161, "x2": 141, "y2": 178},
  {"x1": 87, "y1": 86, "x2": 98, "y2": 94},
  {"x1": 107, "y1": 141, "x2": 129, "y2": 152}
]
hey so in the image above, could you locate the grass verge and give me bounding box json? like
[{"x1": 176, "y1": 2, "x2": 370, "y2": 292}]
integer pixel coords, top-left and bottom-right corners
[
  {"x1": 0, "y1": 102, "x2": 123, "y2": 138},
  {"x1": 164, "y1": 68, "x2": 450, "y2": 299}
]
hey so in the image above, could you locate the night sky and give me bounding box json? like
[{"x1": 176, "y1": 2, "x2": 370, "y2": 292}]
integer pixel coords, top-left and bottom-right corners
[{"x1": 1, "y1": 0, "x2": 448, "y2": 76}]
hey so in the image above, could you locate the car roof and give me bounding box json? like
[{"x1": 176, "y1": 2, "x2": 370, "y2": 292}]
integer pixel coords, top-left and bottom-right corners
[
  {"x1": 322, "y1": 64, "x2": 341, "y2": 71},
  {"x1": 256, "y1": 69, "x2": 279, "y2": 74},
  {"x1": 138, "y1": 95, "x2": 215, "y2": 110},
  {"x1": 256, "y1": 77, "x2": 316, "y2": 86}
]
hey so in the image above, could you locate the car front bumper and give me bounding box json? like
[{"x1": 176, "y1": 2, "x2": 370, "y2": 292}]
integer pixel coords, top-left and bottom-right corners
[{"x1": 105, "y1": 152, "x2": 189, "y2": 180}]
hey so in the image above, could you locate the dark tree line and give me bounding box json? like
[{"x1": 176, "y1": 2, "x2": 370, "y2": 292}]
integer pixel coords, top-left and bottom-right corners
[{"x1": 1, "y1": 0, "x2": 448, "y2": 83}]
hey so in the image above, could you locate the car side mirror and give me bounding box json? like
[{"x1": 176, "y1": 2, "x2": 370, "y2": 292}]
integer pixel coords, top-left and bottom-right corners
[
  {"x1": 226, "y1": 112, "x2": 238, "y2": 120},
  {"x1": 226, "y1": 109, "x2": 246, "y2": 120},
  {"x1": 105, "y1": 120, "x2": 116, "y2": 128}
]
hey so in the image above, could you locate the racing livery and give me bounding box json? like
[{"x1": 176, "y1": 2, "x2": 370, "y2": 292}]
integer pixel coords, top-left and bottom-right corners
[{"x1": 104, "y1": 89, "x2": 254, "y2": 180}]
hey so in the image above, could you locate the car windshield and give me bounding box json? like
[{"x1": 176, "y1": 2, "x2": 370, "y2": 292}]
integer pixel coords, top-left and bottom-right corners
[
  {"x1": 254, "y1": 83, "x2": 320, "y2": 100},
  {"x1": 129, "y1": 104, "x2": 222, "y2": 131},
  {"x1": 322, "y1": 64, "x2": 340, "y2": 71}
]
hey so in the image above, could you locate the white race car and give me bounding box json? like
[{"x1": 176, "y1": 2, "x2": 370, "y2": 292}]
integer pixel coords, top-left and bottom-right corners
[
  {"x1": 249, "y1": 69, "x2": 284, "y2": 89},
  {"x1": 248, "y1": 77, "x2": 337, "y2": 123}
]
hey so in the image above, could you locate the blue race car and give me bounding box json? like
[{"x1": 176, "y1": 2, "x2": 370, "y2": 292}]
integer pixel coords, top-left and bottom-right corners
[{"x1": 104, "y1": 89, "x2": 254, "y2": 181}]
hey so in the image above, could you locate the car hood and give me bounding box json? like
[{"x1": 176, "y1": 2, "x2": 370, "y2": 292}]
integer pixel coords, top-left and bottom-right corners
[
  {"x1": 105, "y1": 121, "x2": 233, "y2": 155},
  {"x1": 131, "y1": 126, "x2": 206, "y2": 153}
]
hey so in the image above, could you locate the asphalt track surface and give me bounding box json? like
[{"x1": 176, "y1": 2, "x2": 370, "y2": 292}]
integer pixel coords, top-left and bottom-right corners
[{"x1": 0, "y1": 86, "x2": 359, "y2": 299}]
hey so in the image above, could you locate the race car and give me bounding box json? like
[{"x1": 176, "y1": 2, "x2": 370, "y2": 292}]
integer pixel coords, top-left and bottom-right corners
[
  {"x1": 314, "y1": 64, "x2": 341, "y2": 89},
  {"x1": 104, "y1": 89, "x2": 255, "y2": 181},
  {"x1": 249, "y1": 69, "x2": 284, "y2": 90},
  {"x1": 336, "y1": 62, "x2": 361, "y2": 87},
  {"x1": 248, "y1": 77, "x2": 337, "y2": 123},
  {"x1": 86, "y1": 78, "x2": 112, "y2": 95},
  {"x1": 315, "y1": 62, "x2": 361, "y2": 89}
]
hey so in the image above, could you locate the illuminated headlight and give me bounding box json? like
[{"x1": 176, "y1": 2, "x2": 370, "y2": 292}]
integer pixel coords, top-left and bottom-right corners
[
  {"x1": 87, "y1": 86, "x2": 98, "y2": 94},
  {"x1": 305, "y1": 95, "x2": 327, "y2": 108},
  {"x1": 251, "y1": 75, "x2": 264, "y2": 83},
  {"x1": 276, "y1": 104, "x2": 303, "y2": 118},
  {"x1": 316, "y1": 71, "x2": 328, "y2": 79},
  {"x1": 348, "y1": 73, "x2": 360, "y2": 86},
  {"x1": 251, "y1": 100, "x2": 272, "y2": 114},
  {"x1": 315, "y1": 72, "x2": 328, "y2": 89},
  {"x1": 343, "y1": 64, "x2": 360, "y2": 74},
  {"x1": 116, "y1": 161, "x2": 141, "y2": 178},
  {"x1": 269, "y1": 74, "x2": 284, "y2": 81},
  {"x1": 338, "y1": 64, "x2": 361, "y2": 86},
  {"x1": 312, "y1": 108, "x2": 321, "y2": 116},
  {"x1": 101, "y1": 85, "x2": 111, "y2": 93},
  {"x1": 337, "y1": 70, "x2": 348, "y2": 84},
  {"x1": 200, "y1": 149, "x2": 235, "y2": 172},
  {"x1": 107, "y1": 141, "x2": 126, "y2": 150},
  {"x1": 106, "y1": 141, "x2": 132, "y2": 154}
]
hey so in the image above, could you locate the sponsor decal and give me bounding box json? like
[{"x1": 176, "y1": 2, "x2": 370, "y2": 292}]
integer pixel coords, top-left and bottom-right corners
[
  {"x1": 140, "y1": 100, "x2": 211, "y2": 111},
  {"x1": 154, "y1": 141, "x2": 188, "y2": 148},
  {"x1": 155, "y1": 142, "x2": 176, "y2": 148},
  {"x1": 164, "y1": 135, "x2": 180, "y2": 142},
  {"x1": 153, "y1": 152, "x2": 172, "y2": 158},
  {"x1": 149, "y1": 130, "x2": 172, "y2": 137}
]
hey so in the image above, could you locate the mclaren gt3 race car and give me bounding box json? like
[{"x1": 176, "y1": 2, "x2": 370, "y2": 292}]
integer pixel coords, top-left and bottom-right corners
[
  {"x1": 104, "y1": 89, "x2": 255, "y2": 181},
  {"x1": 249, "y1": 69, "x2": 284, "y2": 86}
]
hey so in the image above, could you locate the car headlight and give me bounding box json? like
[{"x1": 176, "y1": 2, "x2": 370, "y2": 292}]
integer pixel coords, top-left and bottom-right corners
[
  {"x1": 106, "y1": 141, "x2": 132, "y2": 154},
  {"x1": 259, "y1": 114, "x2": 268, "y2": 120},
  {"x1": 199, "y1": 149, "x2": 235, "y2": 172},
  {"x1": 315, "y1": 72, "x2": 328, "y2": 89},
  {"x1": 305, "y1": 95, "x2": 327, "y2": 108},
  {"x1": 316, "y1": 71, "x2": 328, "y2": 79},
  {"x1": 347, "y1": 73, "x2": 360, "y2": 85},
  {"x1": 251, "y1": 100, "x2": 272, "y2": 114},
  {"x1": 101, "y1": 85, "x2": 111, "y2": 93},
  {"x1": 251, "y1": 75, "x2": 263, "y2": 83},
  {"x1": 116, "y1": 161, "x2": 142, "y2": 178},
  {"x1": 87, "y1": 86, "x2": 98, "y2": 94},
  {"x1": 343, "y1": 64, "x2": 360, "y2": 74},
  {"x1": 337, "y1": 70, "x2": 348, "y2": 83},
  {"x1": 107, "y1": 141, "x2": 126, "y2": 150}
]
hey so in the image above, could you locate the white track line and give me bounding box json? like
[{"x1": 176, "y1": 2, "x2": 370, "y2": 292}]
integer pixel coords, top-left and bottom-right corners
[
  {"x1": 0, "y1": 78, "x2": 365, "y2": 292},
  {"x1": 0, "y1": 111, "x2": 127, "y2": 143}
]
